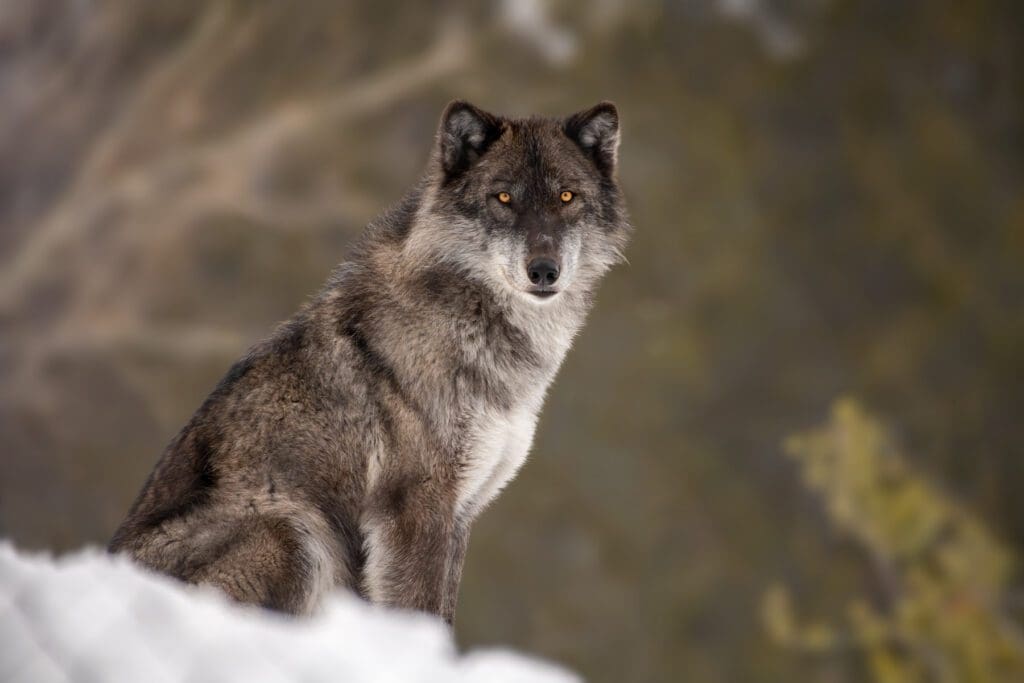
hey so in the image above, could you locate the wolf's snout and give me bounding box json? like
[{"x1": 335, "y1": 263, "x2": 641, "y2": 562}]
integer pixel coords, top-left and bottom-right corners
[{"x1": 527, "y1": 258, "x2": 560, "y2": 286}]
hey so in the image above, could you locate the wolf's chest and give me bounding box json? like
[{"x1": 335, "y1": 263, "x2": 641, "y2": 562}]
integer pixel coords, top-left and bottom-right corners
[{"x1": 454, "y1": 406, "x2": 539, "y2": 518}]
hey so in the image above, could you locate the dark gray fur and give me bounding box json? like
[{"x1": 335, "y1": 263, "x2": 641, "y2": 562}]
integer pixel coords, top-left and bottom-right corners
[{"x1": 109, "y1": 101, "x2": 631, "y2": 622}]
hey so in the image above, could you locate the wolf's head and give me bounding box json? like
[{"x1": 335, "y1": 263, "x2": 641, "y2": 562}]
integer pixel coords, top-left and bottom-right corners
[{"x1": 403, "y1": 101, "x2": 631, "y2": 306}]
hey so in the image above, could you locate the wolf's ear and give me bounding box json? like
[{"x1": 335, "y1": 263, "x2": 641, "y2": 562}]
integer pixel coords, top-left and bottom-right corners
[
  {"x1": 438, "y1": 100, "x2": 503, "y2": 178},
  {"x1": 564, "y1": 102, "x2": 619, "y2": 176}
]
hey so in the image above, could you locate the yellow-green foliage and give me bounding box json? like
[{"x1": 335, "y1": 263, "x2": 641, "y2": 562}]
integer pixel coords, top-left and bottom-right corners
[{"x1": 764, "y1": 400, "x2": 1024, "y2": 682}]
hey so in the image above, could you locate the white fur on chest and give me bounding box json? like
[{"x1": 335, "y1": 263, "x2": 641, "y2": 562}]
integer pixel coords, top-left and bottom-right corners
[
  {"x1": 451, "y1": 298, "x2": 582, "y2": 519},
  {"x1": 455, "y1": 402, "x2": 540, "y2": 519}
]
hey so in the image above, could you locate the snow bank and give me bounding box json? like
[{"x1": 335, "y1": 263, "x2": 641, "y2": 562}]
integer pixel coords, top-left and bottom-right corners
[{"x1": 0, "y1": 543, "x2": 577, "y2": 683}]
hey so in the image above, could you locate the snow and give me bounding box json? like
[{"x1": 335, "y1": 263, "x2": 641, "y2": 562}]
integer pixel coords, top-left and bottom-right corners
[{"x1": 0, "y1": 542, "x2": 578, "y2": 683}]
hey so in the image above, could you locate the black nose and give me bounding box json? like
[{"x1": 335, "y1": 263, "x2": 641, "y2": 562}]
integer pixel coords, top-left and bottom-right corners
[{"x1": 527, "y1": 258, "x2": 560, "y2": 286}]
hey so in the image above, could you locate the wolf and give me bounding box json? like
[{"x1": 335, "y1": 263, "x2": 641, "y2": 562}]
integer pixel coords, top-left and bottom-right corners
[{"x1": 109, "y1": 100, "x2": 631, "y2": 623}]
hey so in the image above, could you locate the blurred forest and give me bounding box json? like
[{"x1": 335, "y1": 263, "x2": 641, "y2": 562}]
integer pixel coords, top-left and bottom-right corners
[{"x1": 1, "y1": 1, "x2": 1022, "y2": 681}]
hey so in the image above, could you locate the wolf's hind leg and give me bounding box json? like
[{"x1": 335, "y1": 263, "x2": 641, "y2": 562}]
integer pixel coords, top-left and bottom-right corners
[{"x1": 188, "y1": 517, "x2": 320, "y2": 614}]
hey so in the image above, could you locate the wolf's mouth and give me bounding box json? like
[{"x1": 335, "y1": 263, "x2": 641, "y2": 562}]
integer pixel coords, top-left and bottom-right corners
[{"x1": 528, "y1": 289, "x2": 559, "y2": 299}]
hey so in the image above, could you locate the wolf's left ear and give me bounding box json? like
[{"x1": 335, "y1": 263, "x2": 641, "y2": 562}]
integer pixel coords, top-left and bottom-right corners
[
  {"x1": 438, "y1": 100, "x2": 503, "y2": 178},
  {"x1": 564, "y1": 102, "x2": 620, "y2": 176}
]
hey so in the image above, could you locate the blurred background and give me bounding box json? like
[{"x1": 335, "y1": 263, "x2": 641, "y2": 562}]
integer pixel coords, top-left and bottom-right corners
[{"x1": 1, "y1": 1, "x2": 1023, "y2": 681}]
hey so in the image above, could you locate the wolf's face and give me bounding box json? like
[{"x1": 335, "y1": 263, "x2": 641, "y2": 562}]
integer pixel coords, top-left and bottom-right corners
[{"x1": 407, "y1": 101, "x2": 630, "y2": 306}]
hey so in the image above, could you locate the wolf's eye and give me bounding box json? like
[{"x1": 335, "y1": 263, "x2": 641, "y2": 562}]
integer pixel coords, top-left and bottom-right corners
[
  {"x1": 497, "y1": 192, "x2": 511, "y2": 204},
  {"x1": 560, "y1": 191, "x2": 574, "y2": 203}
]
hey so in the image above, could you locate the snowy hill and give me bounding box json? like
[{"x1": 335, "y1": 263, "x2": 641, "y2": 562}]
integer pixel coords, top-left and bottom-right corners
[{"x1": 0, "y1": 543, "x2": 578, "y2": 682}]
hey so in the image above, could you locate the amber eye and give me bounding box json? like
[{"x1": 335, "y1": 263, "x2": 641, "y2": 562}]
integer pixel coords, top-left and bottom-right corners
[
  {"x1": 560, "y1": 190, "x2": 574, "y2": 203},
  {"x1": 497, "y1": 192, "x2": 511, "y2": 204}
]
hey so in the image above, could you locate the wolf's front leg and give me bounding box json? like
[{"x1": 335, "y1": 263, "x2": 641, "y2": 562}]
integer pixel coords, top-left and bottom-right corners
[
  {"x1": 360, "y1": 480, "x2": 467, "y2": 623},
  {"x1": 439, "y1": 521, "x2": 470, "y2": 622}
]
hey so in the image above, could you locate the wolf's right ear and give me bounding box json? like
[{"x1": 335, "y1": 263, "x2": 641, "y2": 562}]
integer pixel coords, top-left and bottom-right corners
[{"x1": 438, "y1": 100, "x2": 503, "y2": 178}]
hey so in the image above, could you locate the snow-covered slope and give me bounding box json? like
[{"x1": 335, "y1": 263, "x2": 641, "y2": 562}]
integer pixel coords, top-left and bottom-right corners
[{"x1": 0, "y1": 543, "x2": 578, "y2": 683}]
